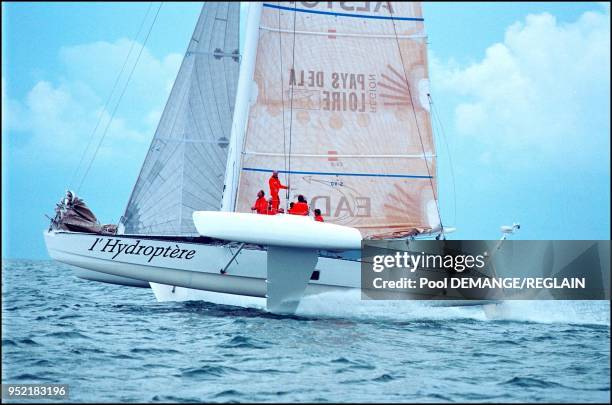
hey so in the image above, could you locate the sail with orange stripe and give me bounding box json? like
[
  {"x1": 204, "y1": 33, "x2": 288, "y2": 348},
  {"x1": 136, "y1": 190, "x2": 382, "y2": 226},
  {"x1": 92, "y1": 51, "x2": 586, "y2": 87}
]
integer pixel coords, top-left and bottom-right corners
[{"x1": 234, "y1": 2, "x2": 439, "y2": 238}]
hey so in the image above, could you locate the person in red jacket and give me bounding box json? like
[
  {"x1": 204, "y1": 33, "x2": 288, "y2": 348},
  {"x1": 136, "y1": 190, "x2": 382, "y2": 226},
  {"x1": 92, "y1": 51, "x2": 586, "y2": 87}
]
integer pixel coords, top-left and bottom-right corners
[
  {"x1": 251, "y1": 190, "x2": 268, "y2": 215},
  {"x1": 288, "y1": 195, "x2": 309, "y2": 216},
  {"x1": 269, "y1": 170, "x2": 288, "y2": 211},
  {"x1": 266, "y1": 198, "x2": 280, "y2": 215},
  {"x1": 314, "y1": 208, "x2": 324, "y2": 222}
]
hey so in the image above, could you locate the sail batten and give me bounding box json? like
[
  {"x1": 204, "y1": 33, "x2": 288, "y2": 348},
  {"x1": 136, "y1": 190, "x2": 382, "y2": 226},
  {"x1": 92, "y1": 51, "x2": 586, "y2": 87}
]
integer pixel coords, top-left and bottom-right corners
[
  {"x1": 260, "y1": 26, "x2": 427, "y2": 40},
  {"x1": 234, "y1": 1, "x2": 439, "y2": 238},
  {"x1": 121, "y1": 3, "x2": 240, "y2": 236}
]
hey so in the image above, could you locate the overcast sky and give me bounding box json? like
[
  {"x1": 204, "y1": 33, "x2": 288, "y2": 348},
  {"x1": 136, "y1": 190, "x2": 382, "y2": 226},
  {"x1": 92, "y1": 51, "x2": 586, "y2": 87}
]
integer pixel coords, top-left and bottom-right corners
[{"x1": 2, "y1": 2, "x2": 610, "y2": 259}]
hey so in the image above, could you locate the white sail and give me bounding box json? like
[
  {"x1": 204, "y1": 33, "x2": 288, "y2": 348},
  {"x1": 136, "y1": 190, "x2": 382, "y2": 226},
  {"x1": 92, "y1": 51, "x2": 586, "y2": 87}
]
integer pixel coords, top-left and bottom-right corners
[
  {"x1": 233, "y1": 2, "x2": 439, "y2": 238},
  {"x1": 120, "y1": 2, "x2": 241, "y2": 235}
]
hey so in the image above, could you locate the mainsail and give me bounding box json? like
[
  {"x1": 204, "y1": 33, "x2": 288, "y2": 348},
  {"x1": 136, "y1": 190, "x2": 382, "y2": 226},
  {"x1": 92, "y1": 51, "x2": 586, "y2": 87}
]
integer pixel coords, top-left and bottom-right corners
[
  {"x1": 121, "y1": 3, "x2": 240, "y2": 235},
  {"x1": 233, "y1": 2, "x2": 439, "y2": 238}
]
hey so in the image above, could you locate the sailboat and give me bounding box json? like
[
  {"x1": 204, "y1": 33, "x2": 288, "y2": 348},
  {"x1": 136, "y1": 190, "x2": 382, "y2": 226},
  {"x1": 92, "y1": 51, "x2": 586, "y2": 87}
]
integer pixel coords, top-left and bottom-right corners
[{"x1": 44, "y1": 2, "x2": 461, "y2": 314}]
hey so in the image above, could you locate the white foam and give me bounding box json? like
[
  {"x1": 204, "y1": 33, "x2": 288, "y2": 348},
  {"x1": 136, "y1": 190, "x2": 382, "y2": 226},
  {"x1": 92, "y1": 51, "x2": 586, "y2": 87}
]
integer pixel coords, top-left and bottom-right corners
[
  {"x1": 297, "y1": 289, "x2": 488, "y2": 321},
  {"x1": 150, "y1": 283, "x2": 610, "y2": 325},
  {"x1": 297, "y1": 291, "x2": 610, "y2": 326},
  {"x1": 149, "y1": 283, "x2": 265, "y2": 309},
  {"x1": 482, "y1": 300, "x2": 610, "y2": 326}
]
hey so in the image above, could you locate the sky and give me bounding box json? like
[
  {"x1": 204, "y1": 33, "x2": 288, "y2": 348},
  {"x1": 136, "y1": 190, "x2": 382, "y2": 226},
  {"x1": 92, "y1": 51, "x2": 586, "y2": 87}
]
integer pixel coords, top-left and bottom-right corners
[{"x1": 2, "y1": 2, "x2": 610, "y2": 259}]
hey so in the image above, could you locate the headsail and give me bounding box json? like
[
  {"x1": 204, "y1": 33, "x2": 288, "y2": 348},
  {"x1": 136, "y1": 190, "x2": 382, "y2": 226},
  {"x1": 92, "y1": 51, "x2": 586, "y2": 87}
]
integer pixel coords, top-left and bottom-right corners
[
  {"x1": 121, "y1": 3, "x2": 240, "y2": 235},
  {"x1": 234, "y1": 2, "x2": 439, "y2": 238}
]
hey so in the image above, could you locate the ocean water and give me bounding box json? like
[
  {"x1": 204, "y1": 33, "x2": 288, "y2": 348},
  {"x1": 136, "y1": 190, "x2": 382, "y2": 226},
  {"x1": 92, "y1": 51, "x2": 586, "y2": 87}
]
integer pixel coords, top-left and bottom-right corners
[{"x1": 2, "y1": 259, "x2": 610, "y2": 403}]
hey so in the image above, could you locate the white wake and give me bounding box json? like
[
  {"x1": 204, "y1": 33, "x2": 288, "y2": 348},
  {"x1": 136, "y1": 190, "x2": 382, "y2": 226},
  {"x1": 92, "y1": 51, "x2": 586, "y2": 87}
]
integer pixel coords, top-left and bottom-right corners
[{"x1": 149, "y1": 283, "x2": 610, "y2": 326}]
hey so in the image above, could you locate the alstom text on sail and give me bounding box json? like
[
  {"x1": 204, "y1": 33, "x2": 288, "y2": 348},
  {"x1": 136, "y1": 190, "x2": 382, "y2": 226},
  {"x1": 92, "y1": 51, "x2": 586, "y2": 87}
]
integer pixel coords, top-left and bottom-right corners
[{"x1": 294, "y1": 2, "x2": 394, "y2": 14}]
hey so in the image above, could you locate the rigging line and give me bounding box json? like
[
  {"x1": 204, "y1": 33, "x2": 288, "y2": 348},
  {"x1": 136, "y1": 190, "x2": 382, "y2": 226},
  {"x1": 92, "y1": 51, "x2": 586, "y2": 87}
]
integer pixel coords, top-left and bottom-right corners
[
  {"x1": 126, "y1": 1, "x2": 204, "y2": 212},
  {"x1": 429, "y1": 94, "x2": 457, "y2": 226},
  {"x1": 68, "y1": 2, "x2": 154, "y2": 189},
  {"x1": 277, "y1": 2, "x2": 289, "y2": 205},
  {"x1": 127, "y1": 17, "x2": 198, "y2": 212},
  {"x1": 77, "y1": 2, "x2": 163, "y2": 193},
  {"x1": 387, "y1": 2, "x2": 444, "y2": 231},
  {"x1": 286, "y1": 3, "x2": 298, "y2": 201}
]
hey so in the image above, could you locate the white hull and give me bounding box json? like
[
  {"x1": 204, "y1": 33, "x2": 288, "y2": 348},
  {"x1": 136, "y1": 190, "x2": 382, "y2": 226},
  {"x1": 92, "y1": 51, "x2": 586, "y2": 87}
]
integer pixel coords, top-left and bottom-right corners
[
  {"x1": 45, "y1": 230, "x2": 610, "y2": 307},
  {"x1": 72, "y1": 267, "x2": 150, "y2": 288},
  {"x1": 43, "y1": 230, "x2": 359, "y2": 299}
]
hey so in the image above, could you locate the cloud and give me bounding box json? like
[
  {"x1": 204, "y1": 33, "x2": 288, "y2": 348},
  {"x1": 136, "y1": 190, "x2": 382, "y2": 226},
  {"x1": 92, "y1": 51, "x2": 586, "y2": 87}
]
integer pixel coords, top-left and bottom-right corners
[
  {"x1": 431, "y1": 6, "x2": 610, "y2": 172},
  {"x1": 58, "y1": 38, "x2": 181, "y2": 101},
  {"x1": 3, "y1": 38, "x2": 182, "y2": 168},
  {"x1": 2, "y1": 77, "x2": 28, "y2": 132}
]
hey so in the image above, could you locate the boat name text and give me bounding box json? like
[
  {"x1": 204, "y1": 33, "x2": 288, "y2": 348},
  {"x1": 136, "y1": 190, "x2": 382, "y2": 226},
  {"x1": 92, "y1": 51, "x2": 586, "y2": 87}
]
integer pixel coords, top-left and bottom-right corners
[{"x1": 88, "y1": 238, "x2": 196, "y2": 263}]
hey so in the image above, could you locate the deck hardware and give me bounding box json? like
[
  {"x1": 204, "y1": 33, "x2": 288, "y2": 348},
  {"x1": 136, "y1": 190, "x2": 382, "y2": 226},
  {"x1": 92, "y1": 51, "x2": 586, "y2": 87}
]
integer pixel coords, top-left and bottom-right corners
[{"x1": 220, "y1": 243, "x2": 245, "y2": 274}]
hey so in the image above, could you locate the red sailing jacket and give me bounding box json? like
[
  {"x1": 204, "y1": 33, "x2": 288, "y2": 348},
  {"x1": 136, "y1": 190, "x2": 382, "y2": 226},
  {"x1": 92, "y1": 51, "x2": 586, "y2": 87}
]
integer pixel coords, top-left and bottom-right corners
[
  {"x1": 269, "y1": 176, "x2": 288, "y2": 199},
  {"x1": 252, "y1": 197, "x2": 268, "y2": 215},
  {"x1": 314, "y1": 215, "x2": 324, "y2": 222},
  {"x1": 288, "y1": 201, "x2": 309, "y2": 216},
  {"x1": 267, "y1": 206, "x2": 279, "y2": 215}
]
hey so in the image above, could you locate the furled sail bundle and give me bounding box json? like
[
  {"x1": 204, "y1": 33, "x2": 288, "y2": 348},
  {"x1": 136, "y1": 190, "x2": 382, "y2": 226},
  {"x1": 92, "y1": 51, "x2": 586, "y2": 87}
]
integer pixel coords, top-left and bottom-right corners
[
  {"x1": 120, "y1": 3, "x2": 241, "y2": 235},
  {"x1": 234, "y1": 2, "x2": 439, "y2": 238}
]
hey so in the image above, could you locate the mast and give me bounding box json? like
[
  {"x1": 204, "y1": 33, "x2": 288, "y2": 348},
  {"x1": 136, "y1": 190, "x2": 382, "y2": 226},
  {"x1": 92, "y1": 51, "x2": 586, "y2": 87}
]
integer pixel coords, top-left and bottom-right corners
[{"x1": 221, "y1": 2, "x2": 263, "y2": 212}]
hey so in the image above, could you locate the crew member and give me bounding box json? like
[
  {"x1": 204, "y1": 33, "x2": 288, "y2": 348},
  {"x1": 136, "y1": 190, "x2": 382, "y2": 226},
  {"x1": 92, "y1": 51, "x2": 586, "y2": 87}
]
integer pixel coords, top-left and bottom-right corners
[
  {"x1": 269, "y1": 170, "x2": 288, "y2": 211},
  {"x1": 314, "y1": 209, "x2": 324, "y2": 222},
  {"x1": 266, "y1": 198, "x2": 280, "y2": 215},
  {"x1": 289, "y1": 195, "x2": 309, "y2": 216},
  {"x1": 251, "y1": 190, "x2": 268, "y2": 215}
]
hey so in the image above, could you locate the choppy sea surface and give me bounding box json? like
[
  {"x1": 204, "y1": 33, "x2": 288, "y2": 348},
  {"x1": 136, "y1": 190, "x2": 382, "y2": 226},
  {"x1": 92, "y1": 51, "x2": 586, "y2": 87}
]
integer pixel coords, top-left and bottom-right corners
[{"x1": 1, "y1": 259, "x2": 610, "y2": 403}]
